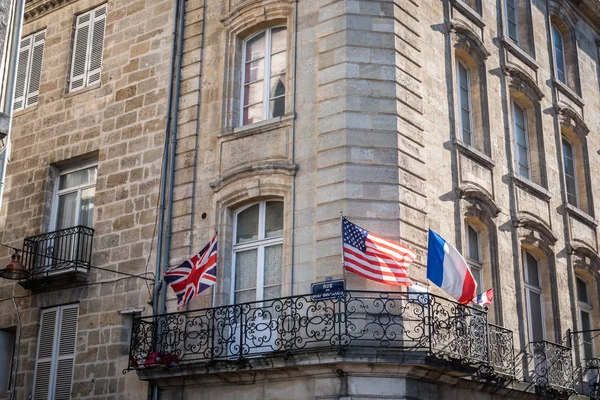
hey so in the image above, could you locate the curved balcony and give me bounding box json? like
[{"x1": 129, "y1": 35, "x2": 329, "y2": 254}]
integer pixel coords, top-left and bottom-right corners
[{"x1": 127, "y1": 291, "x2": 515, "y2": 380}]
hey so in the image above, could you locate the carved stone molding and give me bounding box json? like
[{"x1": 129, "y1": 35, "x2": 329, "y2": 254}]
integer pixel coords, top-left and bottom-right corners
[
  {"x1": 556, "y1": 104, "x2": 589, "y2": 138},
  {"x1": 24, "y1": 0, "x2": 77, "y2": 21},
  {"x1": 503, "y1": 65, "x2": 544, "y2": 102},
  {"x1": 513, "y1": 216, "x2": 558, "y2": 246},
  {"x1": 449, "y1": 21, "x2": 490, "y2": 60},
  {"x1": 458, "y1": 186, "x2": 501, "y2": 218},
  {"x1": 209, "y1": 162, "x2": 297, "y2": 193}
]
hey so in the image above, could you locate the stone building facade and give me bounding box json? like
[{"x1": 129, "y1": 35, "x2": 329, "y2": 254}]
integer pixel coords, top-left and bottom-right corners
[{"x1": 0, "y1": 0, "x2": 599, "y2": 399}]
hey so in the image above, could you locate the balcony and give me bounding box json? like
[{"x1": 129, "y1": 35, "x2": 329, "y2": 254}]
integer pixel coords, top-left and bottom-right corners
[
  {"x1": 18, "y1": 225, "x2": 94, "y2": 291},
  {"x1": 127, "y1": 291, "x2": 515, "y2": 381},
  {"x1": 530, "y1": 340, "x2": 575, "y2": 396}
]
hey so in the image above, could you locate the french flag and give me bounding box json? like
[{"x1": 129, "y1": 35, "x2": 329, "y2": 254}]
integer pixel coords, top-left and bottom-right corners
[
  {"x1": 426, "y1": 229, "x2": 477, "y2": 304},
  {"x1": 473, "y1": 289, "x2": 494, "y2": 307}
]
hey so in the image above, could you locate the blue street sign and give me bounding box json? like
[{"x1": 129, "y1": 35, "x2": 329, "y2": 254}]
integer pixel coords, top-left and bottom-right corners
[{"x1": 311, "y1": 279, "x2": 345, "y2": 301}]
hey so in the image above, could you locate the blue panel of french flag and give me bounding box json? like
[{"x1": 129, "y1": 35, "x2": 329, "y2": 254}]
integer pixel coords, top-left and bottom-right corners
[{"x1": 426, "y1": 229, "x2": 477, "y2": 305}]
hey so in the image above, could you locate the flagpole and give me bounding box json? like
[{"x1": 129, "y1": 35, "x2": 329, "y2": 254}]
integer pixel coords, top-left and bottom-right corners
[
  {"x1": 211, "y1": 230, "x2": 218, "y2": 308},
  {"x1": 340, "y1": 211, "x2": 346, "y2": 284}
]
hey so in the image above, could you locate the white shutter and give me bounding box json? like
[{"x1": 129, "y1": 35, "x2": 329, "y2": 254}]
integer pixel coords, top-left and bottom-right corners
[
  {"x1": 26, "y1": 31, "x2": 46, "y2": 108},
  {"x1": 13, "y1": 36, "x2": 32, "y2": 111},
  {"x1": 54, "y1": 305, "x2": 78, "y2": 400},
  {"x1": 33, "y1": 309, "x2": 58, "y2": 400},
  {"x1": 32, "y1": 305, "x2": 78, "y2": 400},
  {"x1": 69, "y1": 11, "x2": 91, "y2": 91},
  {"x1": 86, "y1": 5, "x2": 106, "y2": 86}
]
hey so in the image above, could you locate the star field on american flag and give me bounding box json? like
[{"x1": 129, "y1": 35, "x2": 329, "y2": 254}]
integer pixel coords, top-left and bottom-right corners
[
  {"x1": 164, "y1": 235, "x2": 217, "y2": 309},
  {"x1": 342, "y1": 217, "x2": 416, "y2": 286}
]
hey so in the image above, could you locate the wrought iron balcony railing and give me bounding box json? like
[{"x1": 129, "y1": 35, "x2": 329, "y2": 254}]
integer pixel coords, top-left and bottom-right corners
[
  {"x1": 530, "y1": 340, "x2": 574, "y2": 394},
  {"x1": 21, "y1": 225, "x2": 94, "y2": 280},
  {"x1": 128, "y1": 291, "x2": 514, "y2": 378}
]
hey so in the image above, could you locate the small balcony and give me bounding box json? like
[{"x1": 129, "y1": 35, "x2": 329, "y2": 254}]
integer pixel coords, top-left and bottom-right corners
[
  {"x1": 530, "y1": 340, "x2": 575, "y2": 396},
  {"x1": 127, "y1": 291, "x2": 515, "y2": 380},
  {"x1": 18, "y1": 225, "x2": 94, "y2": 291}
]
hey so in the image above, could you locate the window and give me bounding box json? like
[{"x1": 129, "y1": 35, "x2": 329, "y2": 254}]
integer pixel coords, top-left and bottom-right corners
[
  {"x1": 232, "y1": 201, "x2": 283, "y2": 304},
  {"x1": 32, "y1": 305, "x2": 78, "y2": 400},
  {"x1": 512, "y1": 101, "x2": 531, "y2": 179},
  {"x1": 457, "y1": 60, "x2": 473, "y2": 146},
  {"x1": 552, "y1": 24, "x2": 567, "y2": 84},
  {"x1": 562, "y1": 138, "x2": 578, "y2": 207},
  {"x1": 69, "y1": 4, "x2": 106, "y2": 91},
  {"x1": 506, "y1": 0, "x2": 518, "y2": 43},
  {"x1": 466, "y1": 223, "x2": 483, "y2": 291},
  {"x1": 51, "y1": 164, "x2": 97, "y2": 230},
  {"x1": 523, "y1": 250, "x2": 544, "y2": 342},
  {"x1": 577, "y1": 277, "x2": 594, "y2": 360},
  {"x1": 459, "y1": 0, "x2": 481, "y2": 14},
  {"x1": 241, "y1": 27, "x2": 287, "y2": 126},
  {"x1": 0, "y1": 329, "x2": 15, "y2": 393},
  {"x1": 13, "y1": 30, "x2": 45, "y2": 111}
]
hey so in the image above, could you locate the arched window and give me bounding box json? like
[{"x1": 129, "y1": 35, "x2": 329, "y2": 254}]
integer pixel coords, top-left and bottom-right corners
[
  {"x1": 576, "y1": 276, "x2": 594, "y2": 360},
  {"x1": 549, "y1": 15, "x2": 580, "y2": 94},
  {"x1": 504, "y1": 0, "x2": 535, "y2": 56},
  {"x1": 241, "y1": 27, "x2": 287, "y2": 126},
  {"x1": 523, "y1": 250, "x2": 545, "y2": 342},
  {"x1": 552, "y1": 24, "x2": 567, "y2": 84},
  {"x1": 512, "y1": 100, "x2": 531, "y2": 180},
  {"x1": 232, "y1": 201, "x2": 283, "y2": 304}
]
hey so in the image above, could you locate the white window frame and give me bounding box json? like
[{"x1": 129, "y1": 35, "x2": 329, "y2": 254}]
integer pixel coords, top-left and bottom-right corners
[
  {"x1": 561, "y1": 137, "x2": 579, "y2": 208},
  {"x1": 465, "y1": 222, "x2": 483, "y2": 291},
  {"x1": 505, "y1": 0, "x2": 519, "y2": 44},
  {"x1": 523, "y1": 250, "x2": 545, "y2": 342},
  {"x1": 231, "y1": 201, "x2": 283, "y2": 304},
  {"x1": 13, "y1": 30, "x2": 46, "y2": 111},
  {"x1": 576, "y1": 276, "x2": 595, "y2": 360},
  {"x1": 68, "y1": 4, "x2": 106, "y2": 91},
  {"x1": 456, "y1": 59, "x2": 474, "y2": 146},
  {"x1": 32, "y1": 304, "x2": 78, "y2": 400},
  {"x1": 240, "y1": 26, "x2": 287, "y2": 127},
  {"x1": 552, "y1": 24, "x2": 567, "y2": 85},
  {"x1": 512, "y1": 100, "x2": 532, "y2": 180},
  {"x1": 49, "y1": 162, "x2": 97, "y2": 231}
]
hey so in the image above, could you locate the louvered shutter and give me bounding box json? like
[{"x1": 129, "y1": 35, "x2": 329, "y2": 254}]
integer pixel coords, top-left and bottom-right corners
[
  {"x1": 13, "y1": 36, "x2": 32, "y2": 111},
  {"x1": 54, "y1": 305, "x2": 78, "y2": 400},
  {"x1": 33, "y1": 309, "x2": 58, "y2": 400},
  {"x1": 69, "y1": 11, "x2": 91, "y2": 91},
  {"x1": 86, "y1": 5, "x2": 106, "y2": 86},
  {"x1": 26, "y1": 31, "x2": 46, "y2": 108}
]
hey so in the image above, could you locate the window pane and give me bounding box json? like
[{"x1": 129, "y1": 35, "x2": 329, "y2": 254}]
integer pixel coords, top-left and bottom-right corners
[
  {"x1": 581, "y1": 310, "x2": 594, "y2": 359},
  {"x1": 244, "y1": 81, "x2": 264, "y2": 106},
  {"x1": 528, "y1": 290, "x2": 544, "y2": 342},
  {"x1": 467, "y1": 225, "x2": 480, "y2": 261},
  {"x1": 243, "y1": 104, "x2": 263, "y2": 125},
  {"x1": 506, "y1": 0, "x2": 518, "y2": 42},
  {"x1": 553, "y1": 26, "x2": 566, "y2": 84},
  {"x1": 245, "y1": 33, "x2": 265, "y2": 62},
  {"x1": 525, "y1": 252, "x2": 540, "y2": 287},
  {"x1": 271, "y1": 27, "x2": 287, "y2": 54},
  {"x1": 577, "y1": 277, "x2": 589, "y2": 303},
  {"x1": 270, "y1": 52, "x2": 286, "y2": 76},
  {"x1": 471, "y1": 266, "x2": 482, "y2": 292},
  {"x1": 236, "y1": 204, "x2": 259, "y2": 244},
  {"x1": 264, "y1": 244, "x2": 282, "y2": 287},
  {"x1": 235, "y1": 249, "x2": 258, "y2": 292},
  {"x1": 0, "y1": 330, "x2": 15, "y2": 393},
  {"x1": 59, "y1": 167, "x2": 97, "y2": 190},
  {"x1": 56, "y1": 192, "x2": 78, "y2": 230},
  {"x1": 269, "y1": 98, "x2": 285, "y2": 119},
  {"x1": 244, "y1": 59, "x2": 264, "y2": 83},
  {"x1": 562, "y1": 139, "x2": 577, "y2": 206},
  {"x1": 236, "y1": 289, "x2": 256, "y2": 305},
  {"x1": 270, "y1": 75, "x2": 286, "y2": 99},
  {"x1": 79, "y1": 187, "x2": 95, "y2": 227},
  {"x1": 265, "y1": 201, "x2": 283, "y2": 238},
  {"x1": 264, "y1": 286, "x2": 281, "y2": 301}
]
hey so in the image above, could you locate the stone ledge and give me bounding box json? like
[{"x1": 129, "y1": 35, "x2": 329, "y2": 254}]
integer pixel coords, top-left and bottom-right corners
[
  {"x1": 553, "y1": 79, "x2": 584, "y2": 109},
  {"x1": 219, "y1": 113, "x2": 294, "y2": 139},
  {"x1": 209, "y1": 162, "x2": 297, "y2": 192},
  {"x1": 449, "y1": 0, "x2": 485, "y2": 28},
  {"x1": 502, "y1": 37, "x2": 538, "y2": 71},
  {"x1": 454, "y1": 138, "x2": 495, "y2": 169},
  {"x1": 512, "y1": 174, "x2": 551, "y2": 202},
  {"x1": 565, "y1": 203, "x2": 598, "y2": 228}
]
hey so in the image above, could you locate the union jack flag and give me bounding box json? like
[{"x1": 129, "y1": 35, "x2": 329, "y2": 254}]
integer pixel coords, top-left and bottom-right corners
[{"x1": 164, "y1": 235, "x2": 217, "y2": 309}]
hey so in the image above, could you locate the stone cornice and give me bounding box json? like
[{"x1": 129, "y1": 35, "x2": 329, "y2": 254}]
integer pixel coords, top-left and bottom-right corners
[{"x1": 24, "y1": 0, "x2": 77, "y2": 22}]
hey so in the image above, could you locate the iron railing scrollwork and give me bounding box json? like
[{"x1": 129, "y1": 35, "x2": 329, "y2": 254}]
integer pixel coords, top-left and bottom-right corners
[
  {"x1": 530, "y1": 340, "x2": 574, "y2": 394},
  {"x1": 21, "y1": 225, "x2": 94, "y2": 279},
  {"x1": 127, "y1": 291, "x2": 515, "y2": 379}
]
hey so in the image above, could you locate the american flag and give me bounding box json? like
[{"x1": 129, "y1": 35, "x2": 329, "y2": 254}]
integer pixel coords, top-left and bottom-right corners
[
  {"x1": 164, "y1": 235, "x2": 217, "y2": 309},
  {"x1": 342, "y1": 217, "x2": 415, "y2": 286}
]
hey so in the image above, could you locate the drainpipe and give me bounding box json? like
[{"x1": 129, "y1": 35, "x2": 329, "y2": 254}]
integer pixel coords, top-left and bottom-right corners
[
  {"x1": 0, "y1": 0, "x2": 27, "y2": 211},
  {"x1": 289, "y1": 0, "x2": 299, "y2": 295},
  {"x1": 159, "y1": 0, "x2": 186, "y2": 315}
]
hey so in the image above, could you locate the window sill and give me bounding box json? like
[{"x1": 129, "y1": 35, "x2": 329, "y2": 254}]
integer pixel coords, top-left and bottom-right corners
[
  {"x1": 450, "y1": 0, "x2": 485, "y2": 28},
  {"x1": 565, "y1": 203, "x2": 598, "y2": 228},
  {"x1": 454, "y1": 138, "x2": 495, "y2": 169},
  {"x1": 12, "y1": 103, "x2": 39, "y2": 118},
  {"x1": 502, "y1": 37, "x2": 538, "y2": 71},
  {"x1": 63, "y1": 81, "x2": 101, "y2": 98},
  {"x1": 220, "y1": 113, "x2": 294, "y2": 139},
  {"x1": 553, "y1": 79, "x2": 584, "y2": 108},
  {"x1": 512, "y1": 174, "x2": 551, "y2": 202}
]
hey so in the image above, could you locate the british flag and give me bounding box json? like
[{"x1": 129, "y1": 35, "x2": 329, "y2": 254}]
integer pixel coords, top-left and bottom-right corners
[{"x1": 164, "y1": 235, "x2": 217, "y2": 309}]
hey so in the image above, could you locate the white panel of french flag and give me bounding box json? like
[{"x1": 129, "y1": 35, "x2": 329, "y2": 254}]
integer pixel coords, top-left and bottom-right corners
[{"x1": 426, "y1": 229, "x2": 477, "y2": 304}]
